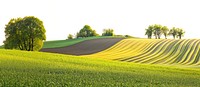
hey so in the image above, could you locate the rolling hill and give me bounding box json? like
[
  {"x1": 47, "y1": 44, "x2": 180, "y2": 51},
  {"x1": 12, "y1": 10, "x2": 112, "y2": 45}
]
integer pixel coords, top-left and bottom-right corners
[
  {"x1": 1, "y1": 37, "x2": 200, "y2": 86},
  {"x1": 84, "y1": 39, "x2": 200, "y2": 66},
  {"x1": 41, "y1": 38, "x2": 123, "y2": 55},
  {"x1": 42, "y1": 36, "x2": 125, "y2": 48}
]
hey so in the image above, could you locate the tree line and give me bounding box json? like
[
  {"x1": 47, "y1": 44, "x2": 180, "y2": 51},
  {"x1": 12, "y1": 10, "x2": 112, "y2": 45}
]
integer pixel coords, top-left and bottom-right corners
[
  {"x1": 3, "y1": 16, "x2": 115, "y2": 51},
  {"x1": 3, "y1": 16, "x2": 186, "y2": 52},
  {"x1": 68, "y1": 25, "x2": 115, "y2": 39},
  {"x1": 145, "y1": 24, "x2": 185, "y2": 39}
]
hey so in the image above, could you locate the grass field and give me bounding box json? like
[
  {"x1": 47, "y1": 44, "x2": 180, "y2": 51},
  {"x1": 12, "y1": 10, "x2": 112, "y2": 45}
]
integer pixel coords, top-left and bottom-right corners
[
  {"x1": 0, "y1": 49, "x2": 200, "y2": 86},
  {"x1": 0, "y1": 46, "x2": 3, "y2": 49},
  {"x1": 84, "y1": 39, "x2": 200, "y2": 66},
  {"x1": 42, "y1": 36, "x2": 125, "y2": 48}
]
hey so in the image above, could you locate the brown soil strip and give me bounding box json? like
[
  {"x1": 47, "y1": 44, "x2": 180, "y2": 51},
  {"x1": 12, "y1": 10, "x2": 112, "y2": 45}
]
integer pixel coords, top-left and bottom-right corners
[{"x1": 40, "y1": 38, "x2": 123, "y2": 55}]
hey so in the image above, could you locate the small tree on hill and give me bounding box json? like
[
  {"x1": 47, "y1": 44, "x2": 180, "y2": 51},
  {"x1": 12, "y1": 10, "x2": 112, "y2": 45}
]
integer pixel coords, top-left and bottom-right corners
[
  {"x1": 145, "y1": 25, "x2": 154, "y2": 39},
  {"x1": 169, "y1": 27, "x2": 177, "y2": 39},
  {"x1": 102, "y1": 29, "x2": 114, "y2": 36},
  {"x1": 153, "y1": 24, "x2": 162, "y2": 39},
  {"x1": 161, "y1": 26, "x2": 169, "y2": 39},
  {"x1": 76, "y1": 25, "x2": 98, "y2": 38},
  {"x1": 176, "y1": 28, "x2": 185, "y2": 39},
  {"x1": 68, "y1": 34, "x2": 73, "y2": 39}
]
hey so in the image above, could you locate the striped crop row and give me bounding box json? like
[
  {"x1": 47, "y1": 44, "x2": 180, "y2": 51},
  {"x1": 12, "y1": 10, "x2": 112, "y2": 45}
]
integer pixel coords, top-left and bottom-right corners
[{"x1": 84, "y1": 39, "x2": 200, "y2": 66}]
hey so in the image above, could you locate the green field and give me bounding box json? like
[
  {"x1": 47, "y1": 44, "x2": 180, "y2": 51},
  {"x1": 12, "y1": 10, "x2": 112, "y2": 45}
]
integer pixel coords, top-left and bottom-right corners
[
  {"x1": 0, "y1": 49, "x2": 200, "y2": 86},
  {"x1": 0, "y1": 46, "x2": 3, "y2": 49},
  {"x1": 42, "y1": 36, "x2": 125, "y2": 48},
  {"x1": 1, "y1": 38, "x2": 200, "y2": 86}
]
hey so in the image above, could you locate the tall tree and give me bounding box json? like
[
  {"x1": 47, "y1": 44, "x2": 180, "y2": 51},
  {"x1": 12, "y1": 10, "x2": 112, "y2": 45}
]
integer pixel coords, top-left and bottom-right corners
[
  {"x1": 161, "y1": 26, "x2": 169, "y2": 39},
  {"x1": 176, "y1": 28, "x2": 185, "y2": 39},
  {"x1": 169, "y1": 27, "x2": 177, "y2": 39},
  {"x1": 145, "y1": 25, "x2": 153, "y2": 39},
  {"x1": 102, "y1": 29, "x2": 114, "y2": 36},
  {"x1": 4, "y1": 16, "x2": 46, "y2": 51}
]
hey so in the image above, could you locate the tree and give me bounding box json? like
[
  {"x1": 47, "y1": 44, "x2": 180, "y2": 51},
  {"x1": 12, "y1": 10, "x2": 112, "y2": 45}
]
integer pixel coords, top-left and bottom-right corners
[
  {"x1": 153, "y1": 24, "x2": 162, "y2": 39},
  {"x1": 176, "y1": 28, "x2": 185, "y2": 39},
  {"x1": 76, "y1": 25, "x2": 98, "y2": 38},
  {"x1": 145, "y1": 25, "x2": 153, "y2": 39},
  {"x1": 102, "y1": 29, "x2": 114, "y2": 36},
  {"x1": 4, "y1": 16, "x2": 46, "y2": 51},
  {"x1": 169, "y1": 27, "x2": 177, "y2": 39},
  {"x1": 161, "y1": 26, "x2": 169, "y2": 39},
  {"x1": 68, "y1": 34, "x2": 73, "y2": 39},
  {"x1": 146, "y1": 24, "x2": 162, "y2": 39}
]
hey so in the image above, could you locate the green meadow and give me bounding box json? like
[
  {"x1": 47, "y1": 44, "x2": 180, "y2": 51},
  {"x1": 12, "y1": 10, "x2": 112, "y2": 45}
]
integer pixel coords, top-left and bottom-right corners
[
  {"x1": 0, "y1": 49, "x2": 200, "y2": 86},
  {"x1": 1, "y1": 37, "x2": 200, "y2": 86}
]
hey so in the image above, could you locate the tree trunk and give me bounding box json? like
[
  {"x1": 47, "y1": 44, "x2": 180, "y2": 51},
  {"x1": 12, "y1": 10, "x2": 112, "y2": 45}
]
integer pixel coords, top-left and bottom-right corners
[
  {"x1": 164, "y1": 34, "x2": 167, "y2": 39},
  {"x1": 173, "y1": 35, "x2": 175, "y2": 39},
  {"x1": 31, "y1": 38, "x2": 34, "y2": 51},
  {"x1": 179, "y1": 36, "x2": 181, "y2": 39}
]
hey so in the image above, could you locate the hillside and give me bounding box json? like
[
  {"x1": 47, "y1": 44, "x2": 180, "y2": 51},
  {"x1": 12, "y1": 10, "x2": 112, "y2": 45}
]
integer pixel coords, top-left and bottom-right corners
[
  {"x1": 41, "y1": 38, "x2": 123, "y2": 55},
  {"x1": 0, "y1": 49, "x2": 200, "y2": 86},
  {"x1": 84, "y1": 39, "x2": 200, "y2": 66},
  {"x1": 42, "y1": 36, "x2": 125, "y2": 48}
]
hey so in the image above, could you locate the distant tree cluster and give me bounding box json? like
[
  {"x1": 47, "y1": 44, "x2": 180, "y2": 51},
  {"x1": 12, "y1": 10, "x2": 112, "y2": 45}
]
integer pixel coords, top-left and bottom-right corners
[
  {"x1": 4, "y1": 16, "x2": 46, "y2": 51},
  {"x1": 76, "y1": 25, "x2": 99, "y2": 38},
  {"x1": 68, "y1": 34, "x2": 73, "y2": 39},
  {"x1": 102, "y1": 29, "x2": 114, "y2": 36},
  {"x1": 145, "y1": 24, "x2": 185, "y2": 39}
]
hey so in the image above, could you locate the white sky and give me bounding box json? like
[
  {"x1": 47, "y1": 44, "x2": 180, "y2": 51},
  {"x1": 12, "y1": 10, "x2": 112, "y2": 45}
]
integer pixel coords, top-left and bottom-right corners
[{"x1": 1, "y1": 0, "x2": 200, "y2": 45}]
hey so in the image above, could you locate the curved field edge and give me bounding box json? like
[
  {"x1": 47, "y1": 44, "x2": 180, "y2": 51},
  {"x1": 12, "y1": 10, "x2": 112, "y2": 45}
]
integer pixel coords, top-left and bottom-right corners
[
  {"x1": 41, "y1": 38, "x2": 123, "y2": 55},
  {"x1": 84, "y1": 39, "x2": 200, "y2": 66},
  {"x1": 0, "y1": 49, "x2": 200, "y2": 86},
  {"x1": 42, "y1": 36, "x2": 126, "y2": 48}
]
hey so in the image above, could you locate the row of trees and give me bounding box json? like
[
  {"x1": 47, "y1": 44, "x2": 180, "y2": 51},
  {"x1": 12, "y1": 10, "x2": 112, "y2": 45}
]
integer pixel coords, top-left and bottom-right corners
[
  {"x1": 145, "y1": 24, "x2": 185, "y2": 39},
  {"x1": 68, "y1": 25, "x2": 115, "y2": 39}
]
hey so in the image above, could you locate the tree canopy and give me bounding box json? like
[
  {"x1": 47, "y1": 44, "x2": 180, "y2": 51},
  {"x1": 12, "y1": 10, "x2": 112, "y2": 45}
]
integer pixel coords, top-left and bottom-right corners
[
  {"x1": 169, "y1": 27, "x2": 177, "y2": 39},
  {"x1": 4, "y1": 16, "x2": 46, "y2": 51},
  {"x1": 161, "y1": 26, "x2": 169, "y2": 39},
  {"x1": 145, "y1": 24, "x2": 184, "y2": 39},
  {"x1": 102, "y1": 29, "x2": 114, "y2": 36},
  {"x1": 76, "y1": 25, "x2": 98, "y2": 38},
  {"x1": 68, "y1": 34, "x2": 73, "y2": 39}
]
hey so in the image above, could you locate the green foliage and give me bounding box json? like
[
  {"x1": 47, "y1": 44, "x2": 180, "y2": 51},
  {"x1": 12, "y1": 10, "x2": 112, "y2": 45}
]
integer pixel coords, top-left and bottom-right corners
[
  {"x1": 145, "y1": 24, "x2": 184, "y2": 39},
  {"x1": 169, "y1": 27, "x2": 185, "y2": 39},
  {"x1": 153, "y1": 24, "x2": 162, "y2": 39},
  {"x1": 0, "y1": 49, "x2": 200, "y2": 86},
  {"x1": 67, "y1": 34, "x2": 73, "y2": 39},
  {"x1": 145, "y1": 24, "x2": 163, "y2": 39},
  {"x1": 145, "y1": 25, "x2": 154, "y2": 39},
  {"x1": 76, "y1": 25, "x2": 99, "y2": 38},
  {"x1": 161, "y1": 26, "x2": 169, "y2": 39},
  {"x1": 102, "y1": 29, "x2": 114, "y2": 36},
  {"x1": 169, "y1": 27, "x2": 177, "y2": 39},
  {"x1": 4, "y1": 16, "x2": 46, "y2": 51},
  {"x1": 124, "y1": 35, "x2": 134, "y2": 38},
  {"x1": 176, "y1": 28, "x2": 185, "y2": 39}
]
